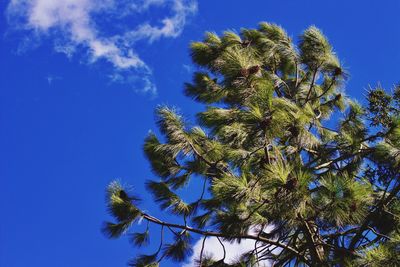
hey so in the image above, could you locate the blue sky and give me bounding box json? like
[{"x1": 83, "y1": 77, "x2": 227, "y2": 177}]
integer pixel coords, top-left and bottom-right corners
[{"x1": 1, "y1": 1, "x2": 400, "y2": 266}]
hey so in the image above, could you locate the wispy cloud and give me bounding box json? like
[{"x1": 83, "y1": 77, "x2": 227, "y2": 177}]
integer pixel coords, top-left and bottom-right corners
[
  {"x1": 46, "y1": 74, "x2": 62, "y2": 85},
  {"x1": 6, "y1": 0, "x2": 197, "y2": 96}
]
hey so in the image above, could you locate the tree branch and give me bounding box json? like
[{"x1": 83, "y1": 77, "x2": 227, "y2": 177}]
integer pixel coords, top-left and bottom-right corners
[
  {"x1": 140, "y1": 212, "x2": 309, "y2": 264},
  {"x1": 349, "y1": 178, "x2": 400, "y2": 250},
  {"x1": 303, "y1": 67, "x2": 320, "y2": 107}
]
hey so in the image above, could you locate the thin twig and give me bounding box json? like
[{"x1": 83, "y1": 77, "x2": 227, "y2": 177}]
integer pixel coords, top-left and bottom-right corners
[
  {"x1": 199, "y1": 235, "x2": 207, "y2": 266},
  {"x1": 216, "y1": 236, "x2": 226, "y2": 262}
]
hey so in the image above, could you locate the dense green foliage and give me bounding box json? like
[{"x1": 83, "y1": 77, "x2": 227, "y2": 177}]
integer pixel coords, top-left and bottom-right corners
[{"x1": 104, "y1": 22, "x2": 400, "y2": 266}]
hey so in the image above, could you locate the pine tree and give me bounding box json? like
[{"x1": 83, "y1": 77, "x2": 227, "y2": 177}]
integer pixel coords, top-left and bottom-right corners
[{"x1": 103, "y1": 23, "x2": 400, "y2": 266}]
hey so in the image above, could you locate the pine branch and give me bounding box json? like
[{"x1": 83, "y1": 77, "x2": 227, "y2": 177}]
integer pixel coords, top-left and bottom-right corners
[
  {"x1": 303, "y1": 67, "x2": 320, "y2": 106},
  {"x1": 140, "y1": 212, "x2": 310, "y2": 264},
  {"x1": 349, "y1": 178, "x2": 400, "y2": 250},
  {"x1": 301, "y1": 219, "x2": 325, "y2": 265}
]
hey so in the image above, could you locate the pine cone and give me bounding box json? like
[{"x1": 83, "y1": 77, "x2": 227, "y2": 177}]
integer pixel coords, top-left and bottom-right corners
[
  {"x1": 240, "y1": 68, "x2": 249, "y2": 77},
  {"x1": 333, "y1": 67, "x2": 342, "y2": 76},
  {"x1": 119, "y1": 190, "x2": 129, "y2": 201},
  {"x1": 288, "y1": 125, "x2": 299, "y2": 137},
  {"x1": 248, "y1": 65, "x2": 260, "y2": 75},
  {"x1": 285, "y1": 178, "x2": 298, "y2": 191},
  {"x1": 259, "y1": 114, "x2": 272, "y2": 129},
  {"x1": 350, "y1": 202, "x2": 357, "y2": 212}
]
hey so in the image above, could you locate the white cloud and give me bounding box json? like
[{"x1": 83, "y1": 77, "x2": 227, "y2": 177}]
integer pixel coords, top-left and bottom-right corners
[
  {"x1": 6, "y1": 0, "x2": 197, "y2": 96},
  {"x1": 54, "y1": 42, "x2": 76, "y2": 58},
  {"x1": 125, "y1": 0, "x2": 197, "y2": 43},
  {"x1": 183, "y1": 236, "x2": 258, "y2": 266},
  {"x1": 183, "y1": 226, "x2": 274, "y2": 267}
]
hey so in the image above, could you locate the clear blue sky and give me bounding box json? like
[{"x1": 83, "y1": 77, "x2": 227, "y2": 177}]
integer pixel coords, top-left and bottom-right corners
[{"x1": 1, "y1": 1, "x2": 400, "y2": 266}]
